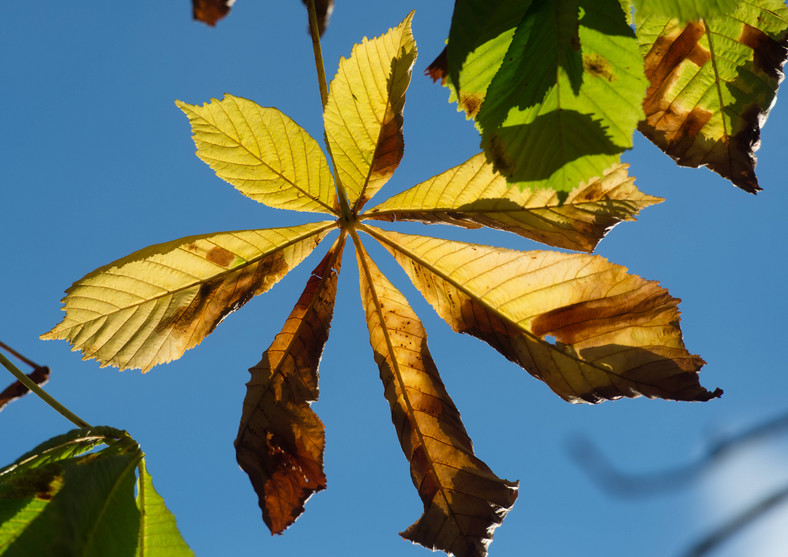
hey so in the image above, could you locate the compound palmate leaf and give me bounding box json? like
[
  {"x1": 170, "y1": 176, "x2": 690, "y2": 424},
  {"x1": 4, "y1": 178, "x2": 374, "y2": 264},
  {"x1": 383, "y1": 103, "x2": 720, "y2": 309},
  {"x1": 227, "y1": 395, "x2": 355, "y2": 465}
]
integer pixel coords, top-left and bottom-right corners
[
  {"x1": 365, "y1": 227, "x2": 721, "y2": 404},
  {"x1": 44, "y1": 12, "x2": 722, "y2": 557},
  {"x1": 0, "y1": 427, "x2": 192, "y2": 557},
  {"x1": 235, "y1": 237, "x2": 344, "y2": 534},
  {"x1": 366, "y1": 153, "x2": 660, "y2": 252},
  {"x1": 355, "y1": 243, "x2": 518, "y2": 557},
  {"x1": 43, "y1": 222, "x2": 334, "y2": 371},
  {"x1": 636, "y1": 1, "x2": 788, "y2": 192}
]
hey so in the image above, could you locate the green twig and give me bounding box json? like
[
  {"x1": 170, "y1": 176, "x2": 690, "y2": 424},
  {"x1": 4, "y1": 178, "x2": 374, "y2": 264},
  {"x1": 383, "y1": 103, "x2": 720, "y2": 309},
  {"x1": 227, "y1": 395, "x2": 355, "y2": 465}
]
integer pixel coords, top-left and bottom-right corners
[
  {"x1": 0, "y1": 352, "x2": 91, "y2": 428},
  {"x1": 304, "y1": 0, "x2": 353, "y2": 224}
]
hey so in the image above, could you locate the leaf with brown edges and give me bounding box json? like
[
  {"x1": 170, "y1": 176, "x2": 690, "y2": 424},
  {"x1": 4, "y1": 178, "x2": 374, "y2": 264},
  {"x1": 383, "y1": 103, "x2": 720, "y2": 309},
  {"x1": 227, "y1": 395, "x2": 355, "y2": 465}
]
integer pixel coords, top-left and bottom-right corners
[
  {"x1": 366, "y1": 154, "x2": 661, "y2": 252},
  {"x1": 42, "y1": 222, "x2": 334, "y2": 371},
  {"x1": 367, "y1": 227, "x2": 721, "y2": 404},
  {"x1": 235, "y1": 237, "x2": 344, "y2": 534},
  {"x1": 356, "y1": 242, "x2": 518, "y2": 557},
  {"x1": 636, "y1": 2, "x2": 788, "y2": 192}
]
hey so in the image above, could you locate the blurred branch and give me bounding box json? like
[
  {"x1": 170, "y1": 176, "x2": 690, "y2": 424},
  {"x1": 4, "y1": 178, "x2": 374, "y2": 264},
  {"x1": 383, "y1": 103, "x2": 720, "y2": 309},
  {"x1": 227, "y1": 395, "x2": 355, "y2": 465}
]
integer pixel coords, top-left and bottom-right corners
[
  {"x1": 681, "y1": 483, "x2": 788, "y2": 557},
  {"x1": 568, "y1": 410, "x2": 788, "y2": 496}
]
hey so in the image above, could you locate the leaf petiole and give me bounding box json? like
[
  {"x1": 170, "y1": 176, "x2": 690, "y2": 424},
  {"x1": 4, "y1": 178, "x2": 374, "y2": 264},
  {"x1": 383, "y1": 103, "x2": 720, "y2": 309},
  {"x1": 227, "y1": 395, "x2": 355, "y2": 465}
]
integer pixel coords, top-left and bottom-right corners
[{"x1": 304, "y1": 0, "x2": 354, "y2": 224}]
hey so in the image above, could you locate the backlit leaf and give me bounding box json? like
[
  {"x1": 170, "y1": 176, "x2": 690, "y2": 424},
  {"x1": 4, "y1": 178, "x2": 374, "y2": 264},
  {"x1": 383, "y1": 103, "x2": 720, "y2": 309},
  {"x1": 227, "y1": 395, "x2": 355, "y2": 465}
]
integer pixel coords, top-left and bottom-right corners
[
  {"x1": 136, "y1": 460, "x2": 194, "y2": 557},
  {"x1": 235, "y1": 237, "x2": 344, "y2": 534},
  {"x1": 430, "y1": 0, "x2": 533, "y2": 116},
  {"x1": 323, "y1": 12, "x2": 417, "y2": 211},
  {"x1": 636, "y1": 2, "x2": 788, "y2": 192},
  {"x1": 632, "y1": 0, "x2": 739, "y2": 22},
  {"x1": 365, "y1": 153, "x2": 660, "y2": 252},
  {"x1": 366, "y1": 228, "x2": 721, "y2": 404},
  {"x1": 177, "y1": 95, "x2": 338, "y2": 214},
  {"x1": 42, "y1": 222, "x2": 334, "y2": 371},
  {"x1": 356, "y1": 244, "x2": 518, "y2": 557},
  {"x1": 0, "y1": 428, "x2": 142, "y2": 557},
  {"x1": 477, "y1": 0, "x2": 648, "y2": 193}
]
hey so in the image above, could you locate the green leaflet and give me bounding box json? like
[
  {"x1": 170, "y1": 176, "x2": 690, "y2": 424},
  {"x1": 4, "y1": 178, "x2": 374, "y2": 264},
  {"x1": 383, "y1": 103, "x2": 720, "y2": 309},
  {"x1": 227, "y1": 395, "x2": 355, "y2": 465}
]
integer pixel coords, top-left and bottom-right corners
[
  {"x1": 136, "y1": 460, "x2": 193, "y2": 557},
  {"x1": 635, "y1": 0, "x2": 788, "y2": 192},
  {"x1": 631, "y1": 0, "x2": 740, "y2": 22},
  {"x1": 442, "y1": 0, "x2": 648, "y2": 194},
  {"x1": 0, "y1": 428, "x2": 192, "y2": 557}
]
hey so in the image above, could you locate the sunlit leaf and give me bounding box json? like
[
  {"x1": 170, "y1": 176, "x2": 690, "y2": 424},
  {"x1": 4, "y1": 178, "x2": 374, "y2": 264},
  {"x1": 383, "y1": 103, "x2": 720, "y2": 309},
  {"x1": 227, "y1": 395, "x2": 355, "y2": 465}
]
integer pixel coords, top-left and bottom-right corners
[
  {"x1": 478, "y1": 0, "x2": 648, "y2": 193},
  {"x1": 323, "y1": 12, "x2": 417, "y2": 211},
  {"x1": 366, "y1": 227, "x2": 721, "y2": 404},
  {"x1": 0, "y1": 366, "x2": 50, "y2": 413},
  {"x1": 365, "y1": 154, "x2": 660, "y2": 252},
  {"x1": 356, "y1": 244, "x2": 518, "y2": 557},
  {"x1": 636, "y1": 2, "x2": 788, "y2": 192},
  {"x1": 0, "y1": 428, "x2": 142, "y2": 557},
  {"x1": 427, "y1": 0, "x2": 533, "y2": 116},
  {"x1": 632, "y1": 0, "x2": 739, "y2": 22},
  {"x1": 235, "y1": 237, "x2": 344, "y2": 534},
  {"x1": 42, "y1": 222, "x2": 334, "y2": 371},
  {"x1": 136, "y1": 460, "x2": 194, "y2": 557},
  {"x1": 176, "y1": 95, "x2": 338, "y2": 214}
]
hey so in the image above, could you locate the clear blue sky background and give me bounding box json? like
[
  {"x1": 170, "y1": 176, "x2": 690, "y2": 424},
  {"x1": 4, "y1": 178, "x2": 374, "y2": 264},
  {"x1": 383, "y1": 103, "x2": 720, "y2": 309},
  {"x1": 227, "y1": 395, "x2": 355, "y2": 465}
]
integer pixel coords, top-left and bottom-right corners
[{"x1": 3, "y1": 2, "x2": 788, "y2": 556}]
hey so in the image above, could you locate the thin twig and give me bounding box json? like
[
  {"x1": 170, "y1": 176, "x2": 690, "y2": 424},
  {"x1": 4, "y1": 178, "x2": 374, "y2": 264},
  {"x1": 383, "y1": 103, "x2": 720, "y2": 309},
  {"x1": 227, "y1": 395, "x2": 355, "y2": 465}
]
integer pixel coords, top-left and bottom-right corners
[
  {"x1": 0, "y1": 352, "x2": 90, "y2": 428},
  {"x1": 0, "y1": 340, "x2": 41, "y2": 370}
]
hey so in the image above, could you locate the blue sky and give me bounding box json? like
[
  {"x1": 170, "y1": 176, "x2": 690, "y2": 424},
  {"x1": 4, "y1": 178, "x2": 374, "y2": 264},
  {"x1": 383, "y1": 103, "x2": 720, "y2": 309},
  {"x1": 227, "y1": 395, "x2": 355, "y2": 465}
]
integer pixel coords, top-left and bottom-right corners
[{"x1": 3, "y1": 2, "x2": 788, "y2": 556}]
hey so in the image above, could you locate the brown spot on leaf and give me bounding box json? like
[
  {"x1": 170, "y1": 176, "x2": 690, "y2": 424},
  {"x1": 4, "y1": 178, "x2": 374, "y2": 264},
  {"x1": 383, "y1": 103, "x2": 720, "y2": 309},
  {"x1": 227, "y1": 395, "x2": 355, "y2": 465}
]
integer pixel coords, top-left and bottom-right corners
[
  {"x1": 206, "y1": 245, "x2": 235, "y2": 267},
  {"x1": 739, "y1": 23, "x2": 788, "y2": 80},
  {"x1": 459, "y1": 93, "x2": 483, "y2": 118},
  {"x1": 531, "y1": 284, "x2": 674, "y2": 345},
  {"x1": 583, "y1": 54, "x2": 615, "y2": 82}
]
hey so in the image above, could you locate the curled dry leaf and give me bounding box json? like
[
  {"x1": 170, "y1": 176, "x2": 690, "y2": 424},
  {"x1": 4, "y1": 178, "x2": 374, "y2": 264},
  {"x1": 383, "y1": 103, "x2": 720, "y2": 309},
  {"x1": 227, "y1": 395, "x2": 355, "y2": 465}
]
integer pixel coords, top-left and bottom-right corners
[
  {"x1": 356, "y1": 242, "x2": 518, "y2": 557},
  {"x1": 235, "y1": 237, "x2": 344, "y2": 533},
  {"x1": 367, "y1": 154, "x2": 661, "y2": 252}
]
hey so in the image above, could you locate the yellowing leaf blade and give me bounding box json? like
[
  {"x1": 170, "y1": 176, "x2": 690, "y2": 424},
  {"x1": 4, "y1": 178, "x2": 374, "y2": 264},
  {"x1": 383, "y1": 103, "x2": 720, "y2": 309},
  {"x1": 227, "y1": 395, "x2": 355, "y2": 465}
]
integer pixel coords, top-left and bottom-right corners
[
  {"x1": 366, "y1": 227, "x2": 721, "y2": 404},
  {"x1": 636, "y1": 3, "x2": 788, "y2": 192},
  {"x1": 323, "y1": 12, "x2": 417, "y2": 211},
  {"x1": 365, "y1": 153, "x2": 661, "y2": 252},
  {"x1": 42, "y1": 222, "x2": 335, "y2": 371},
  {"x1": 355, "y1": 244, "x2": 518, "y2": 557},
  {"x1": 235, "y1": 237, "x2": 344, "y2": 534},
  {"x1": 176, "y1": 95, "x2": 338, "y2": 213}
]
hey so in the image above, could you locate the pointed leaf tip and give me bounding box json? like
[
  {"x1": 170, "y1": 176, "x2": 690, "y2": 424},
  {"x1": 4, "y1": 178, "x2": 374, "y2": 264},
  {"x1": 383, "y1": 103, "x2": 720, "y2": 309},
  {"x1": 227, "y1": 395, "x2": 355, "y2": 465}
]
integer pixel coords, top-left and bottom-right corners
[
  {"x1": 367, "y1": 227, "x2": 719, "y2": 404},
  {"x1": 42, "y1": 223, "x2": 333, "y2": 371},
  {"x1": 356, "y1": 245, "x2": 518, "y2": 557},
  {"x1": 324, "y1": 12, "x2": 417, "y2": 211},
  {"x1": 236, "y1": 238, "x2": 344, "y2": 533}
]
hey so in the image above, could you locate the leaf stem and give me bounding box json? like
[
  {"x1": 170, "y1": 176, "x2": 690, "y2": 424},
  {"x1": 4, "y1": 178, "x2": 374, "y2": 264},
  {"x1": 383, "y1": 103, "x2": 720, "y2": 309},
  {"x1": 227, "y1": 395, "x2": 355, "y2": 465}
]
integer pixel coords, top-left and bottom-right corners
[
  {"x1": 304, "y1": 0, "x2": 353, "y2": 224},
  {"x1": 0, "y1": 352, "x2": 91, "y2": 428}
]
